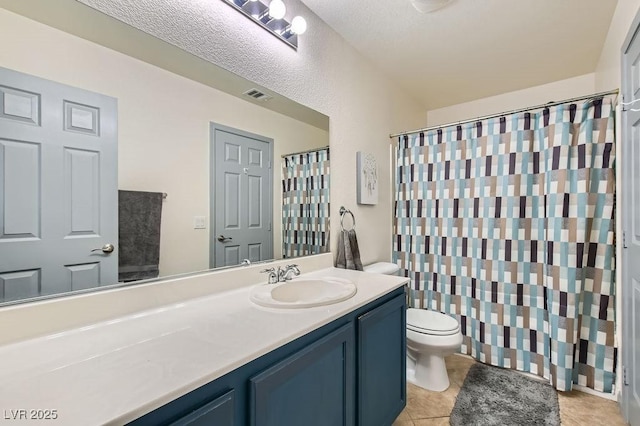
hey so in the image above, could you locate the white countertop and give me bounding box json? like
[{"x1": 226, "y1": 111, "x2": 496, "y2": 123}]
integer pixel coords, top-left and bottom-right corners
[{"x1": 0, "y1": 267, "x2": 408, "y2": 425}]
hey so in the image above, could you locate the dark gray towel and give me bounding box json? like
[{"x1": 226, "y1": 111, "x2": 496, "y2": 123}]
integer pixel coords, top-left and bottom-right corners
[
  {"x1": 118, "y1": 190, "x2": 164, "y2": 282},
  {"x1": 335, "y1": 229, "x2": 363, "y2": 271}
]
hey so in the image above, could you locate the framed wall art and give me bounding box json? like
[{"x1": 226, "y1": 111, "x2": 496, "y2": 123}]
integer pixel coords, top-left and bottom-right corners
[{"x1": 356, "y1": 151, "x2": 378, "y2": 205}]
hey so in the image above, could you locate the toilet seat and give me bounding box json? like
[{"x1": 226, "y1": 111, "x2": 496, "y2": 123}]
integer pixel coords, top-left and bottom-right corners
[{"x1": 407, "y1": 308, "x2": 459, "y2": 336}]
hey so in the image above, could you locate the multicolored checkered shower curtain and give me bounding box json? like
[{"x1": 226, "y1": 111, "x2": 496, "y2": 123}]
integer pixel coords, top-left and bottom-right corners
[
  {"x1": 394, "y1": 98, "x2": 616, "y2": 392},
  {"x1": 282, "y1": 148, "x2": 330, "y2": 258}
]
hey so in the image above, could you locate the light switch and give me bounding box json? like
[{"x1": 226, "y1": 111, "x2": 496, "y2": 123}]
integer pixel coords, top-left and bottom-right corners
[{"x1": 194, "y1": 216, "x2": 207, "y2": 229}]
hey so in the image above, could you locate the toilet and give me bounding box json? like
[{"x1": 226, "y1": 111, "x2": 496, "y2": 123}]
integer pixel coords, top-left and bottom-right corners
[
  {"x1": 364, "y1": 262, "x2": 463, "y2": 392},
  {"x1": 406, "y1": 308, "x2": 462, "y2": 391}
]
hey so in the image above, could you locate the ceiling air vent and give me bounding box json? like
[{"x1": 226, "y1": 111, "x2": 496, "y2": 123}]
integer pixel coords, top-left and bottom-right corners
[{"x1": 243, "y1": 88, "x2": 272, "y2": 102}]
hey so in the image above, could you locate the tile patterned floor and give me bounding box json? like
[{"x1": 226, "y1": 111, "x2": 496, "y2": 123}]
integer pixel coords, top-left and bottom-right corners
[{"x1": 393, "y1": 354, "x2": 628, "y2": 426}]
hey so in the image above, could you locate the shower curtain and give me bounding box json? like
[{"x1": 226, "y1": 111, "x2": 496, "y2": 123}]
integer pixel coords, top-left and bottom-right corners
[
  {"x1": 282, "y1": 148, "x2": 330, "y2": 258},
  {"x1": 394, "y1": 98, "x2": 616, "y2": 392}
]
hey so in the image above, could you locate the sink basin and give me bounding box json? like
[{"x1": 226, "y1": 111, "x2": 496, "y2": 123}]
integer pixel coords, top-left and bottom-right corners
[{"x1": 250, "y1": 277, "x2": 357, "y2": 309}]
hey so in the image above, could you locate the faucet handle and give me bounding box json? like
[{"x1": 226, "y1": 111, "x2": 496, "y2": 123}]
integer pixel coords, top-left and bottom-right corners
[
  {"x1": 260, "y1": 268, "x2": 278, "y2": 284},
  {"x1": 286, "y1": 264, "x2": 298, "y2": 268},
  {"x1": 260, "y1": 268, "x2": 279, "y2": 284}
]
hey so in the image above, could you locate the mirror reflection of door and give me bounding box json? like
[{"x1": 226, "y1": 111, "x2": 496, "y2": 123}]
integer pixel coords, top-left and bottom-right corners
[
  {"x1": 0, "y1": 67, "x2": 118, "y2": 303},
  {"x1": 211, "y1": 124, "x2": 273, "y2": 268}
]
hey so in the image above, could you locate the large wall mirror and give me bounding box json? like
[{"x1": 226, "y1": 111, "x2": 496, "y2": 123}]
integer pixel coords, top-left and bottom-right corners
[{"x1": 0, "y1": 0, "x2": 330, "y2": 305}]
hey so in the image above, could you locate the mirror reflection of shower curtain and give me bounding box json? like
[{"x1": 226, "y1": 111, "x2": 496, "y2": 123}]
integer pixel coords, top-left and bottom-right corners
[{"x1": 282, "y1": 148, "x2": 330, "y2": 258}]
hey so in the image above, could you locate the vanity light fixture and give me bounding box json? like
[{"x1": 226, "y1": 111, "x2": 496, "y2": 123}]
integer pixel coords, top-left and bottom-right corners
[{"x1": 222, "y1": 0, "x2": 307, "y2": 50}]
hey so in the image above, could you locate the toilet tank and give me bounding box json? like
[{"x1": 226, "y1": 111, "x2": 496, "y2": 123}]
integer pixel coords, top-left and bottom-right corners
[{"x1": 363, "y1": 262, "x2": 400, "y2": 276}]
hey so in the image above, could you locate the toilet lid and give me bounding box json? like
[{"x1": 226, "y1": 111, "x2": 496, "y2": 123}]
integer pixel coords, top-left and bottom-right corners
[
  {"x1": 363, "y1": 262, "x2": 400, "y2": 275},
  {"x1": 407, "y1": 309, "x2": 459, "y2": 336}
]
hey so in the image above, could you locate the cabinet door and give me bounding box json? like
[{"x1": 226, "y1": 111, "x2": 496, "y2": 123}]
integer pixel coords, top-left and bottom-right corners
[
  {"x1": 357, "y1": 293, "x2": 406, "y2": 426},
  {"x1": 169, "y1": 389, "x2": 234, "y2": 426},
  {"x1": 250, "y1": 323, "x2": 355, "y2": 426}
]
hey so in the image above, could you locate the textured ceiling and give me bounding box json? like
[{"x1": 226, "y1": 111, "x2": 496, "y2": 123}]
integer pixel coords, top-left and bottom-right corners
[{"x1": 302, "y1": 0, "x2": 618, "y2": 110}]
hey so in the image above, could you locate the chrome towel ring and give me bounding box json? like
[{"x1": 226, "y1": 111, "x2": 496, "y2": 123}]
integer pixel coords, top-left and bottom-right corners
[{"x1": 339, "y1": 206, "x2": 356, "y2": 231}]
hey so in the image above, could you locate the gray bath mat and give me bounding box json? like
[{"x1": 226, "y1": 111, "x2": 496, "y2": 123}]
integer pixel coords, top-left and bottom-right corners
[{"x1": 450, "y1": 363, "x2": 560, "y2": 426}]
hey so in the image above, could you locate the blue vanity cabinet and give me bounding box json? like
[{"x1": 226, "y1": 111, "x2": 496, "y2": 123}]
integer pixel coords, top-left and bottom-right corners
[
  {"x1": 357, "y1": 293, "x2": 406, "y2": 426},
  {"x1": 249, "y1": 323, "x2": 355, "y2": 426},
  {"x1": 129, "y1": 286, "x2": 405, "y2": 426}
]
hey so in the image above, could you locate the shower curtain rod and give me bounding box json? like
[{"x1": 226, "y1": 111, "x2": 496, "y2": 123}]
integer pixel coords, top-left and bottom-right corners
[
  {"x1": 281, "y1": 145, "x2": 330, "y2": 158},
  {"x1": 389, "y1": 89, "x2": 619, "y2": 139}
]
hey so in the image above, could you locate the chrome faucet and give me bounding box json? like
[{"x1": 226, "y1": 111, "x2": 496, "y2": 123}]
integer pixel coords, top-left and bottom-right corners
[
  {"x1": 260, "y1": 264, "x2": 300, "y2": 284},
  {"x1": 279, "y1": 264, "x2": 300, "y2": 281}
]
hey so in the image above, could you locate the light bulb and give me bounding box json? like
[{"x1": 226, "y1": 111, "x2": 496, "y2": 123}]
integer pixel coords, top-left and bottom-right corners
[
  {"x1": 290, "y1": 16, "x2": 307, "y2": 35},
  {"x1": 410, "y1": 0, "x2": 452, "y2": 13},
  {"x1": 268, "y1": 0, "x2": 286, "y2": 19}
]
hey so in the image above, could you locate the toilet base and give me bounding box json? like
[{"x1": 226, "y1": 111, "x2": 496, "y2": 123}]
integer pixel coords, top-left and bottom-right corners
[{"x1": 406, "y1": 353, "x2": 450, "y2": 392}]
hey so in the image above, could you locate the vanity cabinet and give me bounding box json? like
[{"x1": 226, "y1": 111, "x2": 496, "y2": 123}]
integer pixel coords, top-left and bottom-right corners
[
  {"x1": 250, "y1": 323, "x2": 355, "y2": 426},
  {"x1": 129, "y1": 287, "x2": 405, "y2": 426}
]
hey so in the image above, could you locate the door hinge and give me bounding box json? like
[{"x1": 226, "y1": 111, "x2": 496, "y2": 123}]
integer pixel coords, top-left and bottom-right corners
[
  {"x1": 623, "y1": 231, "x2": 628, "y2": 249},
  {"x1": 624, "y1": 367, "x2": 629, "y2": 386}
]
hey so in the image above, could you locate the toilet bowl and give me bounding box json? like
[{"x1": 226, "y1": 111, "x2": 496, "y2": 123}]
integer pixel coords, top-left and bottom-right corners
[
  {"x1": 363, "y1": 262, "x2": 463, "y2": 392},
  {"x1": 406, "y1": 308, "x2": 462, "y2": 391}
]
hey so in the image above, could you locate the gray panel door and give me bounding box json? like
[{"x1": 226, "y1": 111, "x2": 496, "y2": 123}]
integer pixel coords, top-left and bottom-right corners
[
  {"x1": 623, "y1": 16, "x2": 640, "y2": 426},
  {"x1": 212, "y1": 125, "x2": 272, "y2": 268},
  {"x1": 0, "y1": 67, "x2": 118, "y2": 303}
]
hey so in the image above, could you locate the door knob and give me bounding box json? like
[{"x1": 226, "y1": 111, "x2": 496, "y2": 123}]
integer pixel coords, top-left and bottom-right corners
[
  {"x1": 91, "y1": 243, "x2": 115, "y2": 254},
  {"x1": 217, "y1": 235, "x2": 233, "y2": 243}
]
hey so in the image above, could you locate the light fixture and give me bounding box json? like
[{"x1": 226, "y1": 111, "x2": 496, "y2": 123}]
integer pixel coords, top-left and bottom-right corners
[
  {"x1": 268, "y1": 0, "x2": 286, "y2": 20},
  {"x1": 409, "y1": 0, "x2": 454, "y2": 13},
  {"x1": 290, "y1": 16, "x2": 307, "y2": 35},
  {"x1": 222, "y1": 0, "x2": 307, "y2": 50}
]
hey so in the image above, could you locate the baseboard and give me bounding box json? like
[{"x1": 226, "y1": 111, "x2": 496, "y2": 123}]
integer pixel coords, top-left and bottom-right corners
[{"x1": 572, "y1": 384, "x2": 617, "y2": 401}]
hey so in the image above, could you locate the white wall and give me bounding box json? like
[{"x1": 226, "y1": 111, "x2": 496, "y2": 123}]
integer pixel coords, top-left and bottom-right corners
[
  {"x1": 595, "y1": 0, "x2": 640, "y2": 91},
  {"x1": 74, "y1": 0, "x2": 427, "y2": 266},
  {"x1": 426, "y1": 73, "x2": 596, "y2": 126},
  {"x1": 0, "y1": 9, "x2": 329, "y2": 276}
]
